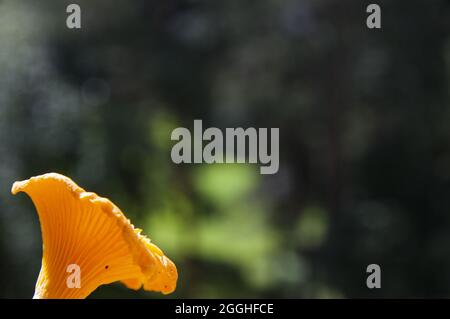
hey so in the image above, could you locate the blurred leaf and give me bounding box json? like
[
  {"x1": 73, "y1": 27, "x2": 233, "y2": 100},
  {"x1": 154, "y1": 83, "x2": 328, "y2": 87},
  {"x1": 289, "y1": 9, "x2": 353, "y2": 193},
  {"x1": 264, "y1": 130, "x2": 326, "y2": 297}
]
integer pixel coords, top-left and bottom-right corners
[{"x1": 295, "y1": 206, "x2": 329, "y2": 249}]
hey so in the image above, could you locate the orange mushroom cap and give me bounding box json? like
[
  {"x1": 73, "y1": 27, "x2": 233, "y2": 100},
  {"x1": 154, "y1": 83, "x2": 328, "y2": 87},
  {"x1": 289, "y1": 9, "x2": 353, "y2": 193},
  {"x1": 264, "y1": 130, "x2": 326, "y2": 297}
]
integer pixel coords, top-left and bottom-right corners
[{"x1": 11, "y1": 173, "x2": 177, "y2": 299}]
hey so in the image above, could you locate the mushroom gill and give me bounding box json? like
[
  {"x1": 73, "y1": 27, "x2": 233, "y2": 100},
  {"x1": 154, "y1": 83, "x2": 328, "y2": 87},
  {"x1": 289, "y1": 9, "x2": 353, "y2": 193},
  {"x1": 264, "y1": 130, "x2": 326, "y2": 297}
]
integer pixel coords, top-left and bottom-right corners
[{"x1": 11, "y1": 173, "x2": 178, "y2": 299}]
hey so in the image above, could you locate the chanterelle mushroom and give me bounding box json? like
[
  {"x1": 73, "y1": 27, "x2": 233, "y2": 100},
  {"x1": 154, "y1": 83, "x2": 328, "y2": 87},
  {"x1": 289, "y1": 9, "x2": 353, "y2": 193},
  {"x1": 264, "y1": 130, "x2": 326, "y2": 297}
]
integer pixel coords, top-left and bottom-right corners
[{"x1": 11, "y1": 173, "x2": 178, "y2": 299}]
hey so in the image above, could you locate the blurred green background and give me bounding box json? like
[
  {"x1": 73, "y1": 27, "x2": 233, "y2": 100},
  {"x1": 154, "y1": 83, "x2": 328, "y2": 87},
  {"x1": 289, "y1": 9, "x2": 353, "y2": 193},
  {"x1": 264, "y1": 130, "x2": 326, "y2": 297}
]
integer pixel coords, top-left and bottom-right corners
[{"x1": 1, "y1": 0, "x2": 450, "y2": 298}]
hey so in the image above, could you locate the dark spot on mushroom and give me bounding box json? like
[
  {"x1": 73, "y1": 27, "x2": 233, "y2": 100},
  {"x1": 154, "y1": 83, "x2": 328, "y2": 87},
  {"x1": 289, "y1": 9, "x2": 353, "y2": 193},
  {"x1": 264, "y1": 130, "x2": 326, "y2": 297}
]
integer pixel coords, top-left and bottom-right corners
[{"x1": 105, "y1": 265, "x2": 109, "y2": 269}]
